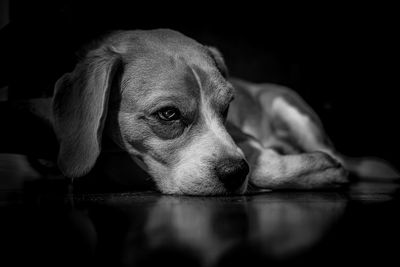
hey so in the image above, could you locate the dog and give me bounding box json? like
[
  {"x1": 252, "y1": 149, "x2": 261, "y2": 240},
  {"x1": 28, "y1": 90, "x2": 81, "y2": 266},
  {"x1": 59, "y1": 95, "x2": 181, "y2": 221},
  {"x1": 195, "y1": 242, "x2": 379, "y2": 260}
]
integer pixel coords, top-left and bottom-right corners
[{"x1": 4, "y1": 29, "x2": 399, "y2": 195}]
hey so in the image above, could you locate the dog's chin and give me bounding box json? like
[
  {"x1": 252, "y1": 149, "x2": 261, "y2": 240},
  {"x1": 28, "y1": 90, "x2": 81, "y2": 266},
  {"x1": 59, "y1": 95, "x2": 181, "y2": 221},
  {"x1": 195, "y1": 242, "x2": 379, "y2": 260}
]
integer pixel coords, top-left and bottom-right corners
[{"x1": 157, "y1": 179, "x2": 248, "y2": 196}]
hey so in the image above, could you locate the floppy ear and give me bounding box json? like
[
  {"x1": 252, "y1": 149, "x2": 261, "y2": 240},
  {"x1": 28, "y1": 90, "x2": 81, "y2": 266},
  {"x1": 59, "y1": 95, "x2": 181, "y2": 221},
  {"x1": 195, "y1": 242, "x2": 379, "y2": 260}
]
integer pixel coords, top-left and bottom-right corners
[
  {"x1": 52, "y1": 46, "x2": 122, "y2": 178},
  {"x1": 206, "y1": 46, "x2": 229, "y2": 78}
]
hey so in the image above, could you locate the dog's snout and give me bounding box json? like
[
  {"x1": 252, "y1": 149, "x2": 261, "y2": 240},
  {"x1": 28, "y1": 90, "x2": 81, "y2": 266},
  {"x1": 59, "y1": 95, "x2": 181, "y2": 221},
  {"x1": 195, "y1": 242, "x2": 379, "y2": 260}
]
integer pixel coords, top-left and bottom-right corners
[{"x1": 215, "y1": 158, "x2": 249, "y2": 191}]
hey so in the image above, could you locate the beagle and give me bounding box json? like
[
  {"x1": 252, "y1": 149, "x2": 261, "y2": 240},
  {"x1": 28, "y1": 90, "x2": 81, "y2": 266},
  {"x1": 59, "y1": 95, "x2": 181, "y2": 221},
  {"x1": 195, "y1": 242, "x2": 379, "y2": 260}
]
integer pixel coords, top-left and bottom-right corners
[{"x1": 28, "y1": 29, "x2": 400, "y2": 194}]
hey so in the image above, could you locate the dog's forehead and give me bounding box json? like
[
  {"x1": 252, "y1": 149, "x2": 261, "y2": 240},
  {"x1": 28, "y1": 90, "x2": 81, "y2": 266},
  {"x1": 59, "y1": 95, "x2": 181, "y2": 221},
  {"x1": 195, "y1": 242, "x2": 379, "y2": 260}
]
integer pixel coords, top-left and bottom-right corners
[
  {"x1": 119, "y1": 31, "x2": 232, "y2": 107},
  {"x1": 121, "y1": 54, "x2": 203, "y2": 101},
  {"x1": 113, "y1": 29, "x2": 209, "y2": 62},
  {"x1": 122, "y1": 57, "x2": 231, "y2": 110}
]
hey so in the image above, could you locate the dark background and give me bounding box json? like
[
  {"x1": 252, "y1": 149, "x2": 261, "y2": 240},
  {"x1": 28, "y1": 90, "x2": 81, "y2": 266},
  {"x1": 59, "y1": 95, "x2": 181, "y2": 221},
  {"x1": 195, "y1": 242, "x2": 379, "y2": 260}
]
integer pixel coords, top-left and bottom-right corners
[{"x1": 0, "y1": 1, "x2": 399, "y2": 167}]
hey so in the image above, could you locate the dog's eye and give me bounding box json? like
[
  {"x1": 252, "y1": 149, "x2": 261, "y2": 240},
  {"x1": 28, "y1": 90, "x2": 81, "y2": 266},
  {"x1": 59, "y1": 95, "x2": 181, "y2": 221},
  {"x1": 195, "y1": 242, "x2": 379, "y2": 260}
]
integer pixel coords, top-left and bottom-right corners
[{"x1": 157, "y1": 107, "x2": 181, "y2": 121}]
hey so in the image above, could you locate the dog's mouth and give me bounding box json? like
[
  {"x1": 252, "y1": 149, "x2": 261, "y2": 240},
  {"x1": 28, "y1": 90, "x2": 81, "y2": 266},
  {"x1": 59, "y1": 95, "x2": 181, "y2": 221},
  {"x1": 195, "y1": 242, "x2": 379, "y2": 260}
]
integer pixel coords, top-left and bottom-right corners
[{"x1": 174, "y1": 179, "x2": 248, "y2": 196}]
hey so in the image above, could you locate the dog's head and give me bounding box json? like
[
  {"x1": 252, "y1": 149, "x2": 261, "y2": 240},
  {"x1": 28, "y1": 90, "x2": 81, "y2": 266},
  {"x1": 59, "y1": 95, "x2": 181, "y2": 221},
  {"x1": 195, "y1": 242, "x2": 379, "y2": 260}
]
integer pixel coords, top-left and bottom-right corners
[{"x1": 52, "y1": 29, "x2": 249, "y2": 195}]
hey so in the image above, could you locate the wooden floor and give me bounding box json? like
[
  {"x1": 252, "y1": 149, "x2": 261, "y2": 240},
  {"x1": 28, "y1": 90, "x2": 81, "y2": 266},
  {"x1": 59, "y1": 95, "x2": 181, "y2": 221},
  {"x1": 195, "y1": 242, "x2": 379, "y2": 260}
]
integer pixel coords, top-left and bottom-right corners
[{"x1": 1, "y1": 180, "x2": 400, "y2": 267}]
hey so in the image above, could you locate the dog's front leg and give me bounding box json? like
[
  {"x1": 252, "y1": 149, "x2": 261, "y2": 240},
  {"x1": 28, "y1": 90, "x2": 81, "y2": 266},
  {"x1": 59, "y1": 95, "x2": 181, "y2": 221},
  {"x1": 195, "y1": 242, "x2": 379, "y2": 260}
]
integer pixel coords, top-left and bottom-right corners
[{"x1": 227, "y1": 123, "x2": 348, "y2": 190}]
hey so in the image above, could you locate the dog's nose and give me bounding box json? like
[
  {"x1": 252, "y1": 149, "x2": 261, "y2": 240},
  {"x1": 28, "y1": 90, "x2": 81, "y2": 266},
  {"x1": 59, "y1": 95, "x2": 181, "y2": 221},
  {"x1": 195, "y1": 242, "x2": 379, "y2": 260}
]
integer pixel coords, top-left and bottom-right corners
[{"x1": 215, "y1": 158, "x2": 249, "y2": 191}]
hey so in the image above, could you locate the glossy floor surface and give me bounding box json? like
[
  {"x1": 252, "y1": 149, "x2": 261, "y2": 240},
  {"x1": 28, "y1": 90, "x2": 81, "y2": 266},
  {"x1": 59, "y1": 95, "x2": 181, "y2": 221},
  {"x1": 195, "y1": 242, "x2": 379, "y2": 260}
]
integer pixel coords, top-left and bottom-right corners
[{"x1": 1, "y1": 180, "x2": 400, "y2": 267}]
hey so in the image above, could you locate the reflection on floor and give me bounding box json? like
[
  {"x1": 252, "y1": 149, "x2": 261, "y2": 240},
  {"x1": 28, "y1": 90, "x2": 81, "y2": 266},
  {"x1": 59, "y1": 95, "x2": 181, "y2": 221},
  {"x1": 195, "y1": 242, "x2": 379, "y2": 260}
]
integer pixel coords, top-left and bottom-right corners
[{"x1": 0, "y1": 181, "x2": 399, "y2": 267}]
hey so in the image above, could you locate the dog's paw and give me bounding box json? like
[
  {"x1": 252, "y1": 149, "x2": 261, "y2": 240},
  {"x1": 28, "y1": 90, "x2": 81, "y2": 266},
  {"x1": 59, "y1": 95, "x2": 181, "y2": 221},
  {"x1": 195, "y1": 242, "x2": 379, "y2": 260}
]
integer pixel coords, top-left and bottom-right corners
[
  {"x1": 310, "y1": 164, "x2": 349, "y2": 188},
  {"x1": 249, "y1": 151, "x2": 349, "y2": 190},
  {"x1": 295, "y1": 152, "x2": 349, "y2": 189}
]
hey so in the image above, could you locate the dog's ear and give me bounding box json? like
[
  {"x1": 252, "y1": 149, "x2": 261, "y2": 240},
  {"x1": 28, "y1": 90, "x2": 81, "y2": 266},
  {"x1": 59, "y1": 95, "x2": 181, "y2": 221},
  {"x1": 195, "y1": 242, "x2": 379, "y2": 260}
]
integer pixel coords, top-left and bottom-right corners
[
  {"x1": 206, "y1": 46, "x2": 229, "y2": 78},
  {"x1": 52, "y1": 46, "x2": 122, "y2": 178}
]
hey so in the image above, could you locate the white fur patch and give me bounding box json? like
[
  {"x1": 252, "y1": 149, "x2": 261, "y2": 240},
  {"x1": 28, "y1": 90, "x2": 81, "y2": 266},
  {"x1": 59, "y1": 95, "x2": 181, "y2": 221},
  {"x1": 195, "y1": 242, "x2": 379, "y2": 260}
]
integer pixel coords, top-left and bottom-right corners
[
  {"x1": 271, "y1": 97, "x2": 332, "y2": 155},
  {"x1": 168, "y1": 104, "x2": 246, "y2": 195},
  {"x1": 272, "y1": 98, "x2": 316, "y2": 147},
  {"x1": 171, "y1": 131, "x2": 226, "y2": 195}
]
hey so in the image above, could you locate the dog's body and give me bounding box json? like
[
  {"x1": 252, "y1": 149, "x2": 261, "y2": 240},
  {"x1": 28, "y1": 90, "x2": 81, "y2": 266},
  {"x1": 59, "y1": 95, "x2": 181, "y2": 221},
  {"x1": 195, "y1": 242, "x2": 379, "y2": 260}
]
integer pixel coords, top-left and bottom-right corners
[{"x1": 2, "y1": 29, "x2": 399, "y2": 195}]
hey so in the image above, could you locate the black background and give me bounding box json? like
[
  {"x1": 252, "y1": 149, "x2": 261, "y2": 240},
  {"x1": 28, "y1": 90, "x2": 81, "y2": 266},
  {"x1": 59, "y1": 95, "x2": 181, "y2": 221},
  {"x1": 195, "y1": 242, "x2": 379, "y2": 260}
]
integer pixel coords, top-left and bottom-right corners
[{"x1": 0, "y1": 1, "x2": 399, "y2": 167}]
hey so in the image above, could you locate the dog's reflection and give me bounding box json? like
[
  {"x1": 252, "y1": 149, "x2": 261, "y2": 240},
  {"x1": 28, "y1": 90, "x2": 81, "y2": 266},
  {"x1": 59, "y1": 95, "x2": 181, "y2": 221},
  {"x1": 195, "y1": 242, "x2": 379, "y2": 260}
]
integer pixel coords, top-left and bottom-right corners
[
  {"x1": 3, "y1": 191, "x2": 346, "y2": 266},
  {"x1": 121, "y1": 193, "x2": 346, "y2": 266}
]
